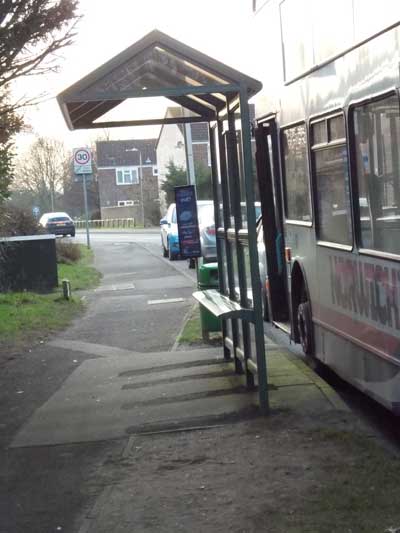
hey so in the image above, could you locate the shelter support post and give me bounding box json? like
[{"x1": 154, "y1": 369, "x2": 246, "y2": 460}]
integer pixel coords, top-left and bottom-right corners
[
  {"x1": 239, "y1": 86, "x2": 269, "y2": 414},
  {"x1": 217, "y1": 119, "x2": 243, "y2": 373},
  {"x1": 209, "y1": 124, "x2": 230, "y2": 361},
  {"x1": 226, "y1": 107, "x2": 255, "y2": 389}
]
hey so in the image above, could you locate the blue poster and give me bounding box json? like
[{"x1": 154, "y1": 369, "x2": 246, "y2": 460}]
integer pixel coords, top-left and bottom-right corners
[{"x1": 175, "y1": 185, "x2": 202, "y2": 258}]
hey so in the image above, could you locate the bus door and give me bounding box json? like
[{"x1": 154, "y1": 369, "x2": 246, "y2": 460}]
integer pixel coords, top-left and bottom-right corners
[{"x1": 255, "y1": 118, "x2": 289, "y2": 323}]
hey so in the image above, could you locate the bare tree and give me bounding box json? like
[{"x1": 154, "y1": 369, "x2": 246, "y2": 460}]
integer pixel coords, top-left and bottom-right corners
[
  {"x1": 0, "y1": 0, "x2": 79, "y2": 90},
  {"x1": 0, "y1": 0, "x2": 80, "y2": 203},
  {"x1": 13, "y1": 136, "x2": 71, "y2": 212}
]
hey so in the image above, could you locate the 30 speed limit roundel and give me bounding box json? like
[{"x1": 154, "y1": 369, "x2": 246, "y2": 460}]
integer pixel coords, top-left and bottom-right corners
[{"x1": 73, "y1": 147, "x2": 92, "y2": 174}]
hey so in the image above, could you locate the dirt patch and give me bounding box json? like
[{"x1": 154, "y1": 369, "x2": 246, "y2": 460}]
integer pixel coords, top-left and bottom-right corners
[{"x1": 88, "y1": 410, "x2": 400, "y2": 533}]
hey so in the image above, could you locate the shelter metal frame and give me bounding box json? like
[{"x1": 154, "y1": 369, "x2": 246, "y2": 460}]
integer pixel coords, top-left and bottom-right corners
[{"x1": 57, "y1": 30, "x2": 269, "y2": 413}]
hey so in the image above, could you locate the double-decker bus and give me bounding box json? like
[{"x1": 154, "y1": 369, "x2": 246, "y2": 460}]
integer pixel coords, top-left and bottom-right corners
[{"x1": 251, "y1": 0, "x2": 400, "y2": 412}]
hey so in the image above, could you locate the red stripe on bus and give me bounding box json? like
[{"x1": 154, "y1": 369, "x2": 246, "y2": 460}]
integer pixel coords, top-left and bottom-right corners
[{"x1": 313, "y1": 303, "x2": 400, "y2": 366}]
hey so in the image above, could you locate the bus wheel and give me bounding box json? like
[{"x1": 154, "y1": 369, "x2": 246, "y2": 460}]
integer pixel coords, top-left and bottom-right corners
[{"x1": 297, "y1": 301, "x2": 313, "y2": 355}]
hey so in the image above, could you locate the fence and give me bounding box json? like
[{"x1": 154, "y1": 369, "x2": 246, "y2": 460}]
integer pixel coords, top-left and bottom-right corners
[{"x1": 74, "y1": 218, "x2": 135, "y2": 229}]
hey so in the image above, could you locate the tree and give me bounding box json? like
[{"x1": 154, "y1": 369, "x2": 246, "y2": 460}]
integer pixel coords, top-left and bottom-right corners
[
  {"x1": 194, "y1": 162, "x2": 213, "y2": 200},
  {"x1": 0, "y1": 0, "x2": 79, "y2": 203},
  {"x1": 0, "y1": 0, "x2": 79, "y2": 88},
  {"x1": 160, "y1": 160, "x2": 188, "y2": 205},
  {"x1": 161, "y1": 159, "x2": 213, "y2": 205},
  {"x1": 13, "y1": 136, "x2": 70, "y2": 213}
]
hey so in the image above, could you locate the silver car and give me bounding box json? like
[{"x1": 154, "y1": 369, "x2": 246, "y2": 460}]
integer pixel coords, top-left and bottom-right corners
[
  {"x1": 161, "y1": 200, "x2": 216, "y2": 262},
  {"x1": 197, "y1": 201, "x2": 216, "y2": 263}
]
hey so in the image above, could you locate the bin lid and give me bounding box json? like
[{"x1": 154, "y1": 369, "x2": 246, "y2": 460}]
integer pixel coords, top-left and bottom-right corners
[{"x1": 198, "y1": 262, "x2": 219, "y2": 285}]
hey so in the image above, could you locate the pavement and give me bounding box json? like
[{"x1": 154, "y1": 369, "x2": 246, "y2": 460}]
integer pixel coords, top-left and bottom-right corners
[
  {"x1": 10, "y1": 338, "x2": 347, "y2": 450},
  {"x1": 2, "y1": 230, "x2": 363, "y2": 533}
]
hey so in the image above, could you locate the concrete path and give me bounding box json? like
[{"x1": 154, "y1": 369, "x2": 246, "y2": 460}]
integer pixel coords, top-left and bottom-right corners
[{"x1": 11, "y1": 339, "x2": 344, "y2": 448}]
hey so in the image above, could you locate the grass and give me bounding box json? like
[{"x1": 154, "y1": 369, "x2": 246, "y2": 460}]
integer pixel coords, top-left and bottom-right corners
[
  {"x1": 280, "y1": 428, "x2": 400, "y2": 533},
  {"x1": 0, "y1": 244, "x2": 101, "y2": 359},
  {"x1": 178, "y1": 304, "x2": 222, "y2": 345},
  {"x1": 0, "y1": 292, "x2": 83, "y2": 350},
  {"x1": 58, "y1": 244, "x2": 101, "y2": 290}
]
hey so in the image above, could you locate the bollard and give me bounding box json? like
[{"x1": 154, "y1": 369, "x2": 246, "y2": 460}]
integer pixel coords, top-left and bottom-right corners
[{"x1": 62, "y1": 279, "x2": 71, "y2": 300}]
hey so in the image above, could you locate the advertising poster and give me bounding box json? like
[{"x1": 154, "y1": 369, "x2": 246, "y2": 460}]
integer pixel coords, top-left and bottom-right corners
[{"x1": 175, "y1": 185, "x2": 202, "y2": 258}]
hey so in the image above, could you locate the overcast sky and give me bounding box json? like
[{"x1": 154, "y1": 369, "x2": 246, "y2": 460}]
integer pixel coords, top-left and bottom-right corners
[{"x1": 15, "y1": 0, "x2": 261, "y2": 153}]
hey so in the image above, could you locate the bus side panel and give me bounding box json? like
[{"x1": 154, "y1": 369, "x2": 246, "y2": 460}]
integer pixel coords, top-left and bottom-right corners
[
  {"x1": 315, "y1": 324, "x2": 400, "y2": 413},
  {"x1": 284, "y1": 225, "x2": 318, "y2": 318}
]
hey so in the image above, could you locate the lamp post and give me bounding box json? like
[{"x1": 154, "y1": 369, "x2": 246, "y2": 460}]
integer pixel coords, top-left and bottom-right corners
[{"x1": 126, "y1": 146, "x2": 145, "y2": 227}]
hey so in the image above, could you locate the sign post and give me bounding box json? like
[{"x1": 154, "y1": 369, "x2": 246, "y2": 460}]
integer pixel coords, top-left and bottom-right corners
[{"x1": 73, "y1": 148, "x2": 92, "y2": 249}]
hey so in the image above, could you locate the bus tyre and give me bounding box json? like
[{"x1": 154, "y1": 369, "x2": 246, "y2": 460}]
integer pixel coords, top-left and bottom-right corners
[{"x1": 297, "y1": 301, "x2": 313, "y2": 356}]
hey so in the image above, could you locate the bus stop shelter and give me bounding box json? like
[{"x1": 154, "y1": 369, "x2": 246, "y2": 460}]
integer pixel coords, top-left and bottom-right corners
[{"x1": 57, "y1": 30, "x2": 269, "y2": 413}]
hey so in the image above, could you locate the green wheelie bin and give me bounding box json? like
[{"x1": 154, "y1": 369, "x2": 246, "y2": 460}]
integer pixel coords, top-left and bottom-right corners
[{"x1": 197, "y1": 262, "x2": 221, "y2": 340}]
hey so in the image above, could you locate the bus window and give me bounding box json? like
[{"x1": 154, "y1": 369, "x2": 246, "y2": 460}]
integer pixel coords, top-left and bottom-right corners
[
  {"x1": 353, "y1": 94, "x2": 400, "y2": 255},
  {"x1": 282, "y1": 124, "x2": 311, "y2": 222},
  {"x1": 312, "y1": 115, "x2": 352, "y2": 245}
]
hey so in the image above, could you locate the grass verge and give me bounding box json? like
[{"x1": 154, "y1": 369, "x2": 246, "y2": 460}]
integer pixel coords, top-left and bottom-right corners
[
  {"x1": 58, "y1": 244, "x2": 101, "y2": 290},
  {"x1": 0, "y1": 244, "x2": 101, "y2": 361},
  {"x1": 178, "y1": 304, "x2": 222, "y2": 346}
]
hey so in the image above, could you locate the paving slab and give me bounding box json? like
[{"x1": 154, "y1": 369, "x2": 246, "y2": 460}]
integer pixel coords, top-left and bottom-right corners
[{"x1": 11, "y1": 344, "x2": 343, "y2": 449}]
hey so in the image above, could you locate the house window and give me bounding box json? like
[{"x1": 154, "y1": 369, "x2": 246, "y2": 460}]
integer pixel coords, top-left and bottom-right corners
[
  {"x1": 153, "y1": 166, "x2": 158, "y2": 176},
  {"x1": 116, "y1": 167, "x2": 138, "y2": 185}
]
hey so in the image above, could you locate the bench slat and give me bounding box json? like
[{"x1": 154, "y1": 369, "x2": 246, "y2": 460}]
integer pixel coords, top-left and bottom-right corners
[{"x1": 193, "y1": 289, "x2": 254, "y2": 322}]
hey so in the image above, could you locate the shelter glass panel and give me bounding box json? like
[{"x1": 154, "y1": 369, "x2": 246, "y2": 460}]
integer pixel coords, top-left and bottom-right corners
[
  {"x1": 229, "y1": 238, "x2": 240, "y2": 301},
  {"x1": 353, "y1": 94, "x2": 400, "y2": 254},
  {"x1": 220, "y1": 238, "x2": 229, "y2": 296},
  {"x1": 243, "y1": 242, "x2": 253, "y2": 307},
  {"x1": 213, "y1": 128, "x2": 225, "y2": 229}
]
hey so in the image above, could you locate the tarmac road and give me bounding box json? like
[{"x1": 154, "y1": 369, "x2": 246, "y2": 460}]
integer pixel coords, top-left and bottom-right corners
[{"x1": 0, "y1": 228, "x2": 198, "y2": 533}]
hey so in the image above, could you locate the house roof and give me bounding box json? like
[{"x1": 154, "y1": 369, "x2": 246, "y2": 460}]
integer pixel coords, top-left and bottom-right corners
[
  {"x1": 57, "y1": 29, "x2": 262, "y2": 130},
  {"x1": 96, "y1": 139, "x2": 157, "y2": 168},
  {"x1": 156, "y1": 103, "x2": 256, "y2": 149}
]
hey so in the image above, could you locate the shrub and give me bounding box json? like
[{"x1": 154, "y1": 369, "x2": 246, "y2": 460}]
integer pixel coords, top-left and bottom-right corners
[
  {"x1": 56, "y1": 240, "x2": 81, "y2": 264},
  {"x1": 0, "y1": 205, "x2": 42, "y2": 237}
]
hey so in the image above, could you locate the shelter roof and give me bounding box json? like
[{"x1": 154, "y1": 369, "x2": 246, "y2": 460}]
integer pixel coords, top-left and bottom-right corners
[{"x1": 57, "y1": 30, "x2": 262, "y2": 130}]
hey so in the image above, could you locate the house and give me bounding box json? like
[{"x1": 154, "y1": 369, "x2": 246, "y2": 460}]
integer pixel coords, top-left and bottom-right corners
[
  {"x1": 156, "y1": 105, "x2": 256, "y2": 212},
  {"x1": 156, "y1": 107, "x2": 210, "y2": 212},
  {"x1": 96, "y1": 139, "x2": 159, "y2": 226}
]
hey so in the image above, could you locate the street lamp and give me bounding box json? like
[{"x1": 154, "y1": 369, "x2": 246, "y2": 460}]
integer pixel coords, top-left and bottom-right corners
[{"x1": 126, "y1": 147, "x2": 145, "y2": 227}]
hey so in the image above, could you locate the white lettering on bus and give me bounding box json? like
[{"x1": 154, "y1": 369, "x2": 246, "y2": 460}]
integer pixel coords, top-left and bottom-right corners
[{"x1": 329, "y1": 255, "x2": 400, "y2": 330}]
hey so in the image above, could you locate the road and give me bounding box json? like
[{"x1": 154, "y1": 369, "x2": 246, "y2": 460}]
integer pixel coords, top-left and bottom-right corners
[
  {"x1": 0, "y1": 228, "x2": 198, "y2": 533},
  {"x1": 75, "y1": 228, "x2": 197, "y2": 285}
]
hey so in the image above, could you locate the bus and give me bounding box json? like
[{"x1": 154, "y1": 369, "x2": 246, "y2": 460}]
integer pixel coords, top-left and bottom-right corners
[{"x1": 251, "y1": 0, "x2": 400, "y2": 412}]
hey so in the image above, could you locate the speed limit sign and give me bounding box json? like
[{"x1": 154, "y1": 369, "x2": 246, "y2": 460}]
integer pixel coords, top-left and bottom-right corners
[{"x1": 73, "y1": 147, "x2": 92, "y2": 174}]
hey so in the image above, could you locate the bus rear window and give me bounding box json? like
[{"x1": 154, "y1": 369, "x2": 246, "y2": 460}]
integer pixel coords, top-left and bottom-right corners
[
  {"x1": 353, "y1": 94, "x2": 400, "y2": 255},
  {"x1": 282, "y1": 124, "x2": 311, "y2": 222}
]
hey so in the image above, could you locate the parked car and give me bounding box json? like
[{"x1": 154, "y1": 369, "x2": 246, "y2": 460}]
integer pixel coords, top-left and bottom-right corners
[
  {"x1": 39, "y1": 212, "x2": 76, "y2": 237},
  {"x1": 197, "y1": 201, "x2": 216, "y2": 263},
  {"x1": 160, "y1": 203, "x2": 179, "y2": 260},
  {"x1": 160, "y1": 200, "x2": 216, "y2": 261}
]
